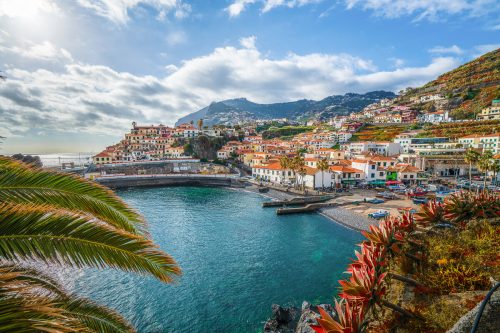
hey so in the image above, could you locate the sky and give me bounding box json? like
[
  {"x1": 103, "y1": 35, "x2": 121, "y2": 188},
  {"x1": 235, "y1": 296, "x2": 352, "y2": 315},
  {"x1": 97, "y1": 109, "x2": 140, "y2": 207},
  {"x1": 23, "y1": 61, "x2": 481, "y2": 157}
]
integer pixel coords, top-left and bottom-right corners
[{"x1": 0, "y1": 0, "x2": 499, "y2": 154}]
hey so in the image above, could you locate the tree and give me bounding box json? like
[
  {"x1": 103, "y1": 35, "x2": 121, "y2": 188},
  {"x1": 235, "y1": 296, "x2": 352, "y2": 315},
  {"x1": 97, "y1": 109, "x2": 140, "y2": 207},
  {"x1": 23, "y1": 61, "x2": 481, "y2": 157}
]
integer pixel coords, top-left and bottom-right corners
[
  {"x1": 197, "y1": 118, "x2": 203, "y2": 130},
  {"x1": 317, "y1": 158, "x2": 329, "y2": 189},
  {"x1": 279, "y1": 156, "x2": 291, "y2": 184},
  {"x1": 491, "y1": 160, "x2": 500, "y2": 186},
  {"x1": 478, "y1": 150, "x2": 494, "y2": 191},
  {"x1": 291, "y1": 154, "x2": 305, "y2": 189},
  {"x1": 0, "y1": 157, "x2": 181, "y2": 331},
  {"x1": 464, "y1": 148, "x2": 480, "y2": 186}
]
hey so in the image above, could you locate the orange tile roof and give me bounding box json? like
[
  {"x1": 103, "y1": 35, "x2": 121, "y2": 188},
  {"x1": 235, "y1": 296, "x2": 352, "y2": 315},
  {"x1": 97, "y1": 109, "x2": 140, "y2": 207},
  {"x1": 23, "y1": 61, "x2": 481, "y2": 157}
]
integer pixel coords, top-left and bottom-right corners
[
  {"x1": 253, "y1": 162, "x2": 283, "y2": 171},
  {"x1": 329, "y1": 165, "x2": 362, "y2": 173}
]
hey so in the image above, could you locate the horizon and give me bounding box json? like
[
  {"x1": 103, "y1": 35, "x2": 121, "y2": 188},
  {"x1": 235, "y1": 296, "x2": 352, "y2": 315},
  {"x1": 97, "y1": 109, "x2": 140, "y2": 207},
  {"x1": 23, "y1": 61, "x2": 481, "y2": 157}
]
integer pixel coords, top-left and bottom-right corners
[{"x1": 1, "y1": 0, "x2": 499, "y2": 153}]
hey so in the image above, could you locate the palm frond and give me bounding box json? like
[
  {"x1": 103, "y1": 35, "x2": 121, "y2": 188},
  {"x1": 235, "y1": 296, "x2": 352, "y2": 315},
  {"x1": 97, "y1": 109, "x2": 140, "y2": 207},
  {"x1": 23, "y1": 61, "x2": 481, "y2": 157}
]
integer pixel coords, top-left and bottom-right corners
[
  {"x1": 61, "y1": 298, "x2": 134, "y2": 333},
  {"x1": 0, "y1": 202, "x2": 181, "y2": 283},
  {"x1": 0, "y1": 157, "x2": 146, "y2": 235},
  {"x1": 0, "y1": 296, "x2": 81, "y2": 333},
  {"x1": 0, "y1": 264, "x2": 66, "y2": 298},
  {"x1": 0, "y1": 264, "x2": 134, "y2": 332}
]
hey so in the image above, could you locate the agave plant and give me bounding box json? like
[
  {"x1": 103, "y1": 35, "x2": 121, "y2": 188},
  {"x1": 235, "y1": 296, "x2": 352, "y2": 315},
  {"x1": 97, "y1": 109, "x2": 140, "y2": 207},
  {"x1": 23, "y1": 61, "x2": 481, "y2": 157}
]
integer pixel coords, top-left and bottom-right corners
[
  {"x1": 361, "y1": 217, "x2": 408, "y2": 257},
  {"x1": 414, "y1": 199, "x2": 446, "y2": 227},
  {"x1": 339, "y1": 263, "x2": 387, "y2": 308},
  {"x1": 0, "y1": 157, "x2": 181, "y2": 331},
  {"x1": 442, "y1": 191, "x2": 500, "y2": 226},
  {"x1": 310, "y1": 300, "x2": 366, "y2": 333}
]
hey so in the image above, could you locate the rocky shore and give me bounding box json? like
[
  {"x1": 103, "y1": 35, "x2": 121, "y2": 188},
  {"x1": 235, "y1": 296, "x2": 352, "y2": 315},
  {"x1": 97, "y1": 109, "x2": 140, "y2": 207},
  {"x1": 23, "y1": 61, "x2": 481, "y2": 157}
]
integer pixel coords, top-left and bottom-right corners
[{"x1": 263, "y1": 302, "x2": 334, "y2": 333}]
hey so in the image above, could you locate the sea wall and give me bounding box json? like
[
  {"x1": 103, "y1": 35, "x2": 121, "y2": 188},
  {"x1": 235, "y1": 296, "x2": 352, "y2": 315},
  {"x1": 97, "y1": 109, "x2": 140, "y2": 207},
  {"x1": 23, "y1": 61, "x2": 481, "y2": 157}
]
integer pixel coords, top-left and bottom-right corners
[{"x1": 95, "y1": 174, "x2": 244, "y2": 189}]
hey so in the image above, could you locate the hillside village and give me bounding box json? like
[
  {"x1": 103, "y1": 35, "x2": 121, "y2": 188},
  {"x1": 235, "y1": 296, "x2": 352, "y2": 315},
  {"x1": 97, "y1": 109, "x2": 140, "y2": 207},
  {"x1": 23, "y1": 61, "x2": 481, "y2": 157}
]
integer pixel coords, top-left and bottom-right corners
[
  {"x1": 92, "y1": 49, "x2": 500, "y2": 190},
  {"x1": 92, "y1": 100, "x2": 500, "y2": 190}
]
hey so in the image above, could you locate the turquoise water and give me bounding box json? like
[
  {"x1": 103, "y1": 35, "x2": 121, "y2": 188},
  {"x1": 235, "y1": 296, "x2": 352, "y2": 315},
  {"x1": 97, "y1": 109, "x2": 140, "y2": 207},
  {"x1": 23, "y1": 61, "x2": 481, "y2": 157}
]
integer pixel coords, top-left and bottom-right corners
[{"x1": 68, "y1": 187, "x2": 362, "y2": 332}]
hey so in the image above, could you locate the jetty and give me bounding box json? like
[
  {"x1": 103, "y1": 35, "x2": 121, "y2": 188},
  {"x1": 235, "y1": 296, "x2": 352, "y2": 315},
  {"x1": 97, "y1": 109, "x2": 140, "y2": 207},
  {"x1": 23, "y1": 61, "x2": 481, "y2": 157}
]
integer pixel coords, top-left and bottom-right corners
[
  {"x1": 262, "y1": 195, "x2": 333, "y2": 207},
  {"x1": 276, "y1": 202, "x2": 336, "y2": 215}
]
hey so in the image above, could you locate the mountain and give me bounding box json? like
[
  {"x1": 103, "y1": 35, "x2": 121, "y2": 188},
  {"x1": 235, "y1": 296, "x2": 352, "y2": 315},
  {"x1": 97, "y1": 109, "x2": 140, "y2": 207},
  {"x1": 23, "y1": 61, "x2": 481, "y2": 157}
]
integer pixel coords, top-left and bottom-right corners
[
  {"x1": 175, "y1": 91, "x2": 396, "y2": 126},
  {"x1": 399, "y1": 48, "x2": 500, "y2": 119}
]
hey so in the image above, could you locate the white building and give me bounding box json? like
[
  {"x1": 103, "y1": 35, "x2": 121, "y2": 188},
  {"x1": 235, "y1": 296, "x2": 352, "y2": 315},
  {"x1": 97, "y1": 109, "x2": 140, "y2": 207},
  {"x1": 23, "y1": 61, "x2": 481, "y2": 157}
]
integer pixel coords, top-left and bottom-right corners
[
  {"x1": 458, "y1": 134, "x2": 500, "y2": 154},
  {"x1": 342, "y1": 141, "x2": 401, "y2": 156}
]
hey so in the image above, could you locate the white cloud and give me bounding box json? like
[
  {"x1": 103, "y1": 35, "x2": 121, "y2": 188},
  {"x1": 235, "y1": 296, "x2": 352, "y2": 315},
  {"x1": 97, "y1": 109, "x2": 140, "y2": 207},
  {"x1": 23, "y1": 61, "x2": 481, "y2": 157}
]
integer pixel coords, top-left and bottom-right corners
[
  {"x1": 239, "y1": 35, "x2": 257, "y2": 49},
  {"x1": 166, "y1": 30, "x2": 187, "y2": 46},
  {"x1": 0, "y1": 40, "x2": 73, "y2": 63},
  {"x1": 225, "y1": 0, "x2": 321, "y2": 17},
  {"x1": 225, "y1": 0, "x2": 256, "y2": 17},
  {"x1": 0, "y1": 0, "x2": 59, "y2": 18},
  {"x1": 0, "y1": 38, "x2": 460, "y2": 145},
  {"x1": 76, "y1": 0, "x2": 189, "y2": 24},
  {"x1": 428, "y1": 45, "x2": 463, "y2": 55},
  {"x1": 344, "y1": 0, "x2": 499, "y2": 21},
  {"x1": 474, "y1": 44, "x2": 500, "y2": 55},
  {"x1": 262, "y1": 0, "x2": 322, "y2": 13}
]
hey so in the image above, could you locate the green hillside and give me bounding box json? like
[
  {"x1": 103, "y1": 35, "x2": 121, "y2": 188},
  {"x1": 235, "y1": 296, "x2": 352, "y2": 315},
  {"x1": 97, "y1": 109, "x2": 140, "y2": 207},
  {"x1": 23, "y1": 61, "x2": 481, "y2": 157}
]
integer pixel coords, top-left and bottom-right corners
[{"x1": 401, "y1": 48, "x2": 500, "y2": 119}]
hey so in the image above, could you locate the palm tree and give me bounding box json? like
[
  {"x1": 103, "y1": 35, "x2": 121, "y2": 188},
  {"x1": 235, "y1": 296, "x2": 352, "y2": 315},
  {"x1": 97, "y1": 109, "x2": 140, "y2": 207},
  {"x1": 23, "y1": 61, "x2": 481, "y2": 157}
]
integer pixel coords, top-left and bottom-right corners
[
  {"x1": 292, "y1": 154, "x2": 305, "y2": 189},
  {"x1": 491, "y1": 160, "x2": 500, "y2": 186},
  {"x1": 478, "y1": 150, "x2": 494, "y2": 191},
  {"x1": 197, "y1": 118, "x2": 204, "y2": 130},
  {"x1": 279, "y1": 156, "x2": 291, "y2": 184},
  {"x1": 464, "y1": 148, "x2": 480, "y2": 186},
  {"x1": 0, "y1": 157, "x2": 181, "y2": 332},
  {"x1": 317, "y1": 158, "x2": 329, "y2": 190}
]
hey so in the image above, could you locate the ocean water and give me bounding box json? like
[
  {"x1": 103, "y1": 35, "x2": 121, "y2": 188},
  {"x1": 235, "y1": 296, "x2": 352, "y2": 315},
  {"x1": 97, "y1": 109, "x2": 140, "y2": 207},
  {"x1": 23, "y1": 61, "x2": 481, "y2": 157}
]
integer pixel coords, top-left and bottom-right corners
[
  {"x1": 65, "y1": 187, "x2": 362, "y2": 333},
  {"x1": 33, "y1": 153, "x2": 94, "y2": 167}
]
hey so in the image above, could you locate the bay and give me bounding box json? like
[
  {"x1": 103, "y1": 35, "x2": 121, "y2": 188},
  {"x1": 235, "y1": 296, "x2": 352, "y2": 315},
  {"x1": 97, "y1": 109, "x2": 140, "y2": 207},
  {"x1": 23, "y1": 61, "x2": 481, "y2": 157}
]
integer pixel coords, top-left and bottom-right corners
[{"x1": 67, "y1": 186, "x2": 362, "y2": 332}]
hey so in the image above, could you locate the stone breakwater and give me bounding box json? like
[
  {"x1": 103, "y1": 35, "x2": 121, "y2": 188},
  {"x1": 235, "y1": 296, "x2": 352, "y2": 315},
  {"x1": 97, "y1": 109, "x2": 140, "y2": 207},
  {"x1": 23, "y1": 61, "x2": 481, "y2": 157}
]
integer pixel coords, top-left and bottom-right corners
[{"x1": 263, "y1": 302, "x2": 334, "y2": 333}]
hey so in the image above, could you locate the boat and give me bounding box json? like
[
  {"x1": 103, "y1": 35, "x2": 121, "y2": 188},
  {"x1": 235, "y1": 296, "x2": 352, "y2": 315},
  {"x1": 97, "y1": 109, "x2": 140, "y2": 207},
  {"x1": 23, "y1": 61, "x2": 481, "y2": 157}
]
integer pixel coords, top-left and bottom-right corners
[
  {"x1": 258, "y1": 187, "x2": 270, "y2": 193},
  {"x1": 368, "y1": 209, "x2": 390, "y2": 219}
]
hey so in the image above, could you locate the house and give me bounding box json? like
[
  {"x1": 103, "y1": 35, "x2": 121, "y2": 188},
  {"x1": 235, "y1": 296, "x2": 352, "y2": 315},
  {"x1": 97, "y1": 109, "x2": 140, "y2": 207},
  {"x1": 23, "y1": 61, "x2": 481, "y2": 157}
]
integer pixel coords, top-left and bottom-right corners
[
  {"x1": 351, "y1": 159, "x2": 386, "y2": 185},
  {"x1": 343, "y1": 142, "x2": 401, "y2": 156},
  {"x1": 395, "y1": 164, "x2": 421, "y2": 184},
  {"x1": 329, "y1": 165, "x2": 364, "y2": 187},
  {"x1": 458, "y1": 134, "x2": 500, "y2": 154},
  {"x1": 252, "y1": 162, "x2": 294, "y2": 184},
  {"x1": 418, "y1": 111, "x2": 450, "y2": 123},
  {"x1": 477, "y1": 100, "x2": 500, "y2": 120}
]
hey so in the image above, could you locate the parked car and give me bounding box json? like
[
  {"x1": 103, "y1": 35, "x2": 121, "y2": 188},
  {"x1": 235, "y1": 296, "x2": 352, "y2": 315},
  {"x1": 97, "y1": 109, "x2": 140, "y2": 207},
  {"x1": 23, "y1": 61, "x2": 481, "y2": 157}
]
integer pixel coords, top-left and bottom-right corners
[{"x1": 368, "y1": 209, "x2": 390, "y2": 219}]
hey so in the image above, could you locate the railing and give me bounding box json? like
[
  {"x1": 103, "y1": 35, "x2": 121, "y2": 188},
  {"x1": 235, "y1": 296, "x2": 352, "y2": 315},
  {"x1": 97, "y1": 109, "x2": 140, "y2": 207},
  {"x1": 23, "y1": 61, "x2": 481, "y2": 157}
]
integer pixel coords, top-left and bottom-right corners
[
  {"x1": 96, "y1": 173, "x2": 239, "y2": 179},
  {"x1": 470, "y1": 282, "x2": 499, "y2": 333}
]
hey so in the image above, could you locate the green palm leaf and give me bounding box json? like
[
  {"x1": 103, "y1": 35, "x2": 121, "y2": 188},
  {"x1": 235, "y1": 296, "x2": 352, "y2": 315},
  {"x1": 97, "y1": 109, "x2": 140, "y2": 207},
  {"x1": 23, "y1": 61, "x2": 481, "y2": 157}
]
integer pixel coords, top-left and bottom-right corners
[
  {"x1": 60, "y1": 298, "x2": 134, "y2": 333},
  {"x1": 0, "y1": 264, "x2": 134, "y2": 332},
  {"x1": 0, "y1": 157, "x2": 146, "y2": 235},
  {"x1": 0, "y1": 202, "x2": 181, "y2": 283},
  {"x1": 0, "y1": 296, "x2": 81, "y2": 333}
]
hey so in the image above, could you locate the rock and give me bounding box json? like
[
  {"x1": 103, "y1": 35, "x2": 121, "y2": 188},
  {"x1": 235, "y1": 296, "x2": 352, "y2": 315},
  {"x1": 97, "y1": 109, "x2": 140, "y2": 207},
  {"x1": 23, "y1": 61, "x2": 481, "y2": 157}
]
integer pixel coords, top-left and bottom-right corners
[
  {"x1": 447, "y1": 286, "x2": 500, "y2": 333},
  {"x1": 263, "y1": 302, "x2": 338, "y2": 333},
  {"x1": 301, "y1": 301, "x2": 311, "y2": 311},
  {"x1": 263, "y1": 304, "x2": 300, "y2": 333}
]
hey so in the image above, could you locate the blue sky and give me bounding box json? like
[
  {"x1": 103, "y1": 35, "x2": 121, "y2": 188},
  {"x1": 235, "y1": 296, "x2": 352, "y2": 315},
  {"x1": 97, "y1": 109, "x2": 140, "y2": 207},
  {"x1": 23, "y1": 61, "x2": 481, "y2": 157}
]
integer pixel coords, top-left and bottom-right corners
[{"x1": 0, "y1": 0, "x2": 499, "y2": 153}]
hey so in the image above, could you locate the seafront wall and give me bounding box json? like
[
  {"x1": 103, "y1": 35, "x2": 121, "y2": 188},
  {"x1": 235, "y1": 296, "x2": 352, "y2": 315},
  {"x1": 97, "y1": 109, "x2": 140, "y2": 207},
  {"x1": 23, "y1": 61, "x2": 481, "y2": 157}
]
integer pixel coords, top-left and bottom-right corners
[{"x1": 95, "y1": 174, "x2": 244, "y2": 189}]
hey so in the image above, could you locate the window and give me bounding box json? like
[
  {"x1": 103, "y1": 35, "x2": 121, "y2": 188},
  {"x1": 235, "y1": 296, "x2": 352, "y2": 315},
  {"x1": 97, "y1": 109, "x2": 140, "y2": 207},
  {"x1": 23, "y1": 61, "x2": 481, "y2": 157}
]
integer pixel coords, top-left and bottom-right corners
[
  {"x1": 404, "y1": 175, "x2": 407, "y2": 178},
  {"x1": 371, "y1": 173, "x2": 375, "y2": 178},
  {"x1": 410, "y1": 175, "x2": 414, "y2": 179},
  {"x1": 379, "y1": 172, "x2": 384, "y2": 176},
  {"x1": 371, "y1": 165, "x2": 375, "y2": 169}
]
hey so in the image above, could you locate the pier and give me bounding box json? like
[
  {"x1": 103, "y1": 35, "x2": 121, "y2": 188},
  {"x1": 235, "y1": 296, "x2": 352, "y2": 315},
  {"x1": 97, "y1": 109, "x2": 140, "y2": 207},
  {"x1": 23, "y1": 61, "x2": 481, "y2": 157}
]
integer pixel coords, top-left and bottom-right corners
[
  {"x1": 276, "y1": 202, "x2": 336, "y2": 215},
  {"x1": 262, "y1": 195, "x2": 333, "y2": 207}
]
